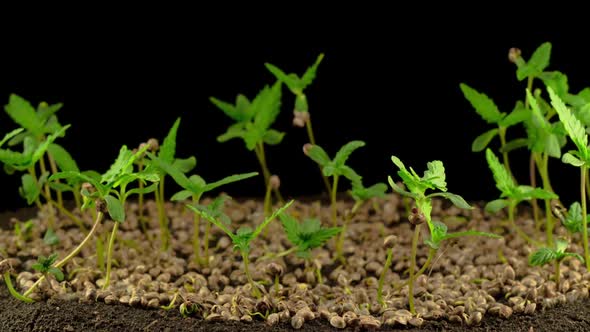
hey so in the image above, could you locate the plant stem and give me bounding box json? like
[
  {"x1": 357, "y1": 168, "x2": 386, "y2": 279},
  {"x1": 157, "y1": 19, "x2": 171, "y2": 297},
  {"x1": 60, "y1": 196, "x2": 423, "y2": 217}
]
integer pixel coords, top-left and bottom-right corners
[
  {"x1": 137, "y1": 161, "x2": 149, "y2": 239},
  {"x1": 96, "y1": 236, "x2": 105, "y2": 272},
  {"x1": 331, "y1": 175, "x2": 339, "y2": 227},
  {"x1": 38, "y1": 154, "x2": 53, "y2": 205},
  {"x1": 24, "y1": 211, "x2": 104, "y2": 298},
  {"x1": 305, "y1": 118, "x2": 332, "y2": 196},
  {"x1": 203, "y1": 222, "x2": 211, "y2": 267},
  {"x1": 155, "y1": 187, "x2": 169, "y2": 251},
  {"x1": 581, "y1": 166, "x2": 590, "y2": 270},
  {"x1": 530, "y1": 152, "x2": 541, "y2": 231},
  {"x1": 47, "y1": 153, "x2": 63, "y2": 208},
  {"x1": 498, "y1": 126, "x2": 515, "y2": 181},
  {"x1": 336, "y1": 201, "x2": 361, "y2": 262},
  {"x1": 263, "y1": 177, "x2": 272, "y2": 217},
  {"x1": 377, "y1": 247, "x2": 393, "y2": 307},
  {"x1": 554, "y1": 260, "x2": 561, "y2": 286},
  {"x1": 192, "y1": 194, "x2": 202, "y2": 265},
  {"x1": 257, "y1": 246, "x2": 297, "y2": 262},
  {"x1": 241, "y1": 251, "x2": 260, "y2": 298},
  {"x1": 3, "y1": 272, "x2": 34, "y2": 303},
  {"x1": 255, "y1": 142, "x2": 283, "y2": 204},
  {"x1": 508, "y1": 203, "x2": 539, "y2": 246},
  {"x1": 408, "y1": 224, "x2": 421, "y2": 315},
  {"x1": 103, "y1": 221, "x2": 119, "y2": 290},
  {"x1": 538, "y1": 153, "x2": 554, "y2": 246}
]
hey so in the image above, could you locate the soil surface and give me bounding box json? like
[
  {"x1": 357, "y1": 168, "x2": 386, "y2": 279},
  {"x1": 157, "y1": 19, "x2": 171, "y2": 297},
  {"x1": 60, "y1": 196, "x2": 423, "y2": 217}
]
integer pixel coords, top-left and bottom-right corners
[{"x1": 2, "y1": 195, "x2": 590, "y2": 331}]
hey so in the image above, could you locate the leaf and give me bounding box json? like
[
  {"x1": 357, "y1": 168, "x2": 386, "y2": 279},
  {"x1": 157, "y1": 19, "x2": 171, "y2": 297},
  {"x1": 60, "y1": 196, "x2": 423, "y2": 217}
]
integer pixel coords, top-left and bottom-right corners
[
  {"x1": 485, "y1": 199, "x2": 509, "y2": 213},
  {"x1": 471, "y1": 128, "x2": 498, "y2": 152},
  {"x1": 301, "y1": 53, "x2": 325, "y2": 88},
  {"x1": 425, "y1": 221, "x2": 448, "y2": 249},
  {"x1": 485, "y1": 148, "x2": 515, "y2": 196},
  {"x1": 422, "y1": 160, "x2": 447, "y2": 191},
  {"x1": 172, "y1": 156, "x2": 197, "y2": 174},
  {"x1": 279, "y1": 212, "x2": 301, "y2": 246},
  {"x1": 19, "y1": 173, "x2": 40, "y2": 205},
  {"x1": 251, "y1": 82, "x2": 282, "y2": 135},
  {"x1": 350, "y1": 181, "x2": 387, "y2": 202},
  {"x1": 170, "y1": 190, "x2": 193, "y2": 201},
  {"x1": 459, "y1": 83, "x2": 504, "y2": 124},
  {"x1": 549, "y1": 87, "x2": 588, "y2": 159},
  {"x1": 251, "y1": 200, "x2": 294, "y2": 241},
  {"x1": 306, "y1": 145, "x2": 331, "y2": 167},
  {"x1": 499, "y1": 105, "x2": 529, "y2": 128},
  {"x1": 515, "y1": 186, "x2": 558, "y2": 200},
  {"x1": 561, "y1": 202, "x2": 584, "y2": 234},
  {"x1": 562, "y1": 152, "x2": 585, "y2": 167},
  {"x1": 47, "y1": 143, "x2": 79, "y2": 172},
  {"x1": 210, "y1": 97, "x2": 242, "y2": 122},
  {"x1": 4, "y1": 94, "x2": 44, "y2": 136},
  {"x1": 147, "y1": 152, "x2": 199, "y2": 193},
  {"x1": 217, "y1": 122, "x2": 247, "y2": 143},
  {"x1": 264, "y1": 63, "x2": 301, "y2": 91},
  {"x1": 101, "y1": 146, "x2": 134, "y2": 185},
  {"x1": 540, "y1": 71, "x2": 569, "y2": 100},
  {"x1": 202, "y1": 172, "x2": 258, "y2": 193},
  {"x1": 517, "y1": 42, "x2": 551, "y2": 81},
  {"x1": 159, "y1": 117, "x2": 181, "y2": 164},
  {"x1": 387, "y1": 176, "x2": 416, "y2": 198},
  {"x1": 47, "y1": 267, "x2": 64, "y2": 281},
  {"x1": 500, "y1": 138, "x2": 529, "y2": 153},
  {"x1": 429, "y1": 192, "x2": 472, "y2": 209},
  {"x1": 43, "y1": 228, "x2": 60, "y2": 246},
  {"x1": 126, "y1": 183, "x2": 159, "y2": 196},
  {"x1": 333, "y1": 140, "x2": 365, "y2": 167},
  {"x1": 104, "y1": 195, "x2": 125, "y2": 223},
  {"x1": 529, "y1": 247, "x2": 557, "y2": 266},
  {"x1": 262, "y1": 129, "x2": 285, "y2": 145},
  {"x1": 304, "y1": 227, "x2": 341, "y2": 250},
  {"x1": 0, "y1": 128, "x2": 24, "y2": 147},
  {"x1": 338, "y1": 165, "x2": 362, "y2": 183},
  {"x1": 563, "y1": 252, "x2": 585, "y2": 263},
  {"x1": 187, "y1": 204, "x2": 234, "y2": 239}
]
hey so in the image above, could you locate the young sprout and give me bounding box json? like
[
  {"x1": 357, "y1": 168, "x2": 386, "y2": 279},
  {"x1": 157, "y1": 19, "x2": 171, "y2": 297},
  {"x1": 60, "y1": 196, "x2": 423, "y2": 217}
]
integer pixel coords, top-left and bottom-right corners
[
  {"x1": 31, "y1": 253, "x2": 64, "y2": 290},
  {"x1": 552, "y1": 201, "x2": 585, "y2": 235},
  {"x1": 43, "y1": 228, "x2": 60, "y2": 246},
  {"x1": 305, "y1": 140, "x2": 365, "y2": 226},
  {"x1": 377, "y1": 235, "x2": 396, "y2": 307},
  {"x1": 278, "y1": 213, "x2": 341, "y2": 284},
  {"x1": 13, "y1": 219, "x2": 33, "y2": 248},
  {"x1": 549, "y1": 86, "x2": 590, "y2": 269},
  {"x1": 148, "y1": 152, "x2": 257, "y2": 266},
  {"x1": 529, "y1": 239, "x2": 584, "y2": 285},
  {"x1": 485, "y1": 148, "x2": 557, "y2": 245},
  {"x1": 265, "y1": 54, "x2": 332, "y2": 195},
  {"x1": 211, "y1": 81, "x2": 285, "y2": 212},
  {"x1": 141, "y1": 118, "x2": 196, "y2": 251},
  {"x1": 188, "y1": 200, "x2": 294, "y2": 298},
  {"x1": 388, "y1": 156, "x2": 499, "y2": 315}
]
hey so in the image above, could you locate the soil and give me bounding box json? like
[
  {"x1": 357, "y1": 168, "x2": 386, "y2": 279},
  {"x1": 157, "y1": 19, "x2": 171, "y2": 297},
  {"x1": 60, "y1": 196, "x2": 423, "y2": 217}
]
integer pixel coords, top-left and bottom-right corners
[{"x1": 2, "y1": 195, "x2": 590, "y2": 331}]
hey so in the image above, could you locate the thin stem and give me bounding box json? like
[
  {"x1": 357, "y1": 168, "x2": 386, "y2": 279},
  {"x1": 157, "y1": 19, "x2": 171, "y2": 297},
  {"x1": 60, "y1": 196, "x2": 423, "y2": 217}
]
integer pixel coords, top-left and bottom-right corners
[
  {"x1": 241, "y1": 251, "x2": 260, "y2": 298},
  {"x1": 530, "y1": 152, "x2": 541, "y2": 231},
  {"x1": 103, "y1": 221, "x2": 119, "y2": 290},
  {"x1": 96, "y1": 236, "x2": 105, "y2": 272},
  {"x1": 331, "y1": 175, "x2": 339, "y2": 227},
  {"x1": 508, "y1": 203, "x2": 540, "y2": 246},
  {"x1": 192, "y1": 194, "x2": 202, "y2": 265},
  {"x1": 137, "y1": 161, "x2": 149, "y2": 239},
  {"x1": 274, "y1": 275, "x2": 280, "y2": 295},
  {"x1": 203, "y1": 222, "x2": 211, "y2": 267},
  {"x1": 336, "y1": 201, "x2": 362, "y2": 262},
  {"x1": 377, "y1": 248, "x2": 394, "y2": 307},
  {"x1": 263, "y1": 178, "x2": 272, "y2": 217},
  {"x1": 257, "y1": 246, "x2": 297, "y2": 262},
  {"x1": 155, "y1": 187, "x2": 169, "y2": 251},
  {"x1": 3, "y1": 272, "x2": 34, "y2": 303},
  {"x1": 255, "y1": 142, "x2": 284, "y2": 204},
  {"x1": 28, "y1": 167, "x2": 45, "y2": 210},
  {"x1": 414, "y1": 247, "x2": 436, "y2": 280},
  {"x1": 38, "y1": 154, "x2": 53, "y2": 204},
  {"x1": 498, "y1": 126, "x2": 515, "y2": 181},
  {"x1": 47, "y1": 153, "x2": 63, "y2": 208},
  {"x1": 581, "y1": 166, "x2": 590, "y2": 270},
  {"x1": 538, "y1": 153, "x2": 554, "y2": 246},
  {"x1": 24, "y1": 211, "x2": 104, "y2": 297},
  {"x1": 408, "y1": 224, "x2": 421, "y2": 315},
  {"x1": 305, "y1": 118, "x2": 332, "y2": 195},
  {"x1": 554, "y1": 260, "x2": 561, "y2": 286}
]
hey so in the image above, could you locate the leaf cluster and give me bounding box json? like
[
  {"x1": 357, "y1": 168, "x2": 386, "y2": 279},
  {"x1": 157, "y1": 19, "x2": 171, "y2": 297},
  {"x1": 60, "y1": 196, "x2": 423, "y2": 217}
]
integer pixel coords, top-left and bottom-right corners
[
  {"x1": 279, "y1": 214, "x2": 341, "y2": 259},
  {"x1": 31, "y1": 253, "x2": 63, "y2": 281},
  {"x1": 306, "y1": 140, "x2": 365, "y2": 183},
  {"x1": 529, "y1": 239, "x2": 584, "y2": 266}
]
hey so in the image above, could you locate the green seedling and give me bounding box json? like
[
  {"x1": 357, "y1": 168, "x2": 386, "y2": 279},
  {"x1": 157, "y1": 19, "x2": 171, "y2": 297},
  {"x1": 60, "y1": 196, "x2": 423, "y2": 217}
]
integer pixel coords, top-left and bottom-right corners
[
  {"x1": 51, "y1": 144, "x2": 160, "y2": 289},
  {"x1": 265, "y1": 54, "x2": 331, "y2": 195},
  {"x1": 31, "y1": 253, "x2": 64, "y2": 289},
  {"x1": 188, "y1": 200, "x2": 294, "y2": 298},
  {"x1": 335, "y1": 180, "x2": 387, "y2": 262},
  {"x1": 485, "y1": 148, "x2": 557, "y2": 245},
  {"x1": 388, "y1": 156, "x2": 499, "y2": 314},
  {"x1": 43, "y1": 228, "x2": 60, "y2": 246},
  {"x1": 377, "y1": 235, "x2": 396, "y2": 307},
  {"x1": 148, "y1": 152, "x2": 257, "y2": 266},
  {"x1": 305, "y1": 140, "x2": 365, "y2": 226},
  {"x1": 529, "y1": 239, "x2": 584, "y2": 285},
  {"x1": 141, "y1": 118, "x2": 196, "y2": 250},
  {"x1": 552, "y1": 201, "x2": 586, "y2": 235},
  {"x1": 279, "y1": 213, "x2": 341, "y2": 283},
  {"x1": 14, "y1": 220, "x2": 33, "y2": 248},
  {"x1": 211, "y1": 81, "x2": 285, "y2": 213},
  {"x1": 549, "y1": 86, "x2": 590, "y2": 269}
]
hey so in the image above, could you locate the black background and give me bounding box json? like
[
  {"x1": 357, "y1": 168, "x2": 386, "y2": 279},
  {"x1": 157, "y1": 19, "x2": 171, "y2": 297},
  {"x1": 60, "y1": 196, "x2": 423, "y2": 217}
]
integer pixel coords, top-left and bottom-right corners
[{"x1": 1, "y1": 16, "x2": 589, "y2": 211}]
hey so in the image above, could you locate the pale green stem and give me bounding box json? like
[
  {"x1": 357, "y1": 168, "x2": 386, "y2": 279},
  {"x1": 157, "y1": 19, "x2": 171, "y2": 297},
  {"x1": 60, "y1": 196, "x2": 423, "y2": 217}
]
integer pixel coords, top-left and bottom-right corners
[
  {"x1": 408, "y1": 224, "x2": 421, "y2": 315},
  {"x1": 192, "y1": 194, "x2": 202, "y2": 265},
  {"x1": 203, "y1": 222, "x2": 211, "y2": 267},
  {"x1": 538, "y1": 153, "x2": 554, "y2": 246},
  {"x1": 498, "y1": 126, "x2": 514, "y2": 181},
  {"x1": 530, "y1": 152, "x2": 541, "y2": 231},
  {"x1": 508, "y1": 203, "x2": 539, "y2": 246},
  {"x1": 581, "y1": 166, "x2": 590, "y2": 270},
  {"x1": 331, "y1": 175, "x2": 339, "y2": 227},
  {"x1": 305, "y1": 118, "x2": 332, "y2": 195},
  {"x1": 336, "y1": 201, "x2": 362, "y2": 262},
  {"x1": 155, "y1": 187, "x2": 169, "y2": 251},
  {"x1": 255, "y1": 142, "x2": 283, "y2": 204},
  {"x1": 4, "y1": 272, "x2": 34, "y2": 303},
  {"x1": 377, "y1": 248, "x2": 394, "y2": 307},
  {"x1": 47, "y1": 153, "x2": 63, "y2": 208},
  {"x1": 241, "y1": 251, "x2": 260, "y2": 298},
  {"x1": 103, "y1": 221, "x2": 119, "y2": 290}
]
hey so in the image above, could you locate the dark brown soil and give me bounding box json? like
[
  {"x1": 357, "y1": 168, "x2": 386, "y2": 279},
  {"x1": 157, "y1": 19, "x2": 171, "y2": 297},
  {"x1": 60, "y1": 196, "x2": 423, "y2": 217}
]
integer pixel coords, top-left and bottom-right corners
[{"x1": 2, "y1": 286, "x2": 590, "y2": 331}]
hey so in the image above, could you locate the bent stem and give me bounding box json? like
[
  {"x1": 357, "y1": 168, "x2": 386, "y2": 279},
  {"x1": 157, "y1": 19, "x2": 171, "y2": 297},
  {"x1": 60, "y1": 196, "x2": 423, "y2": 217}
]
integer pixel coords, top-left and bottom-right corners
[
  {"x1": 103, "y1": 222, "x2": 120, "y2": 290},
  {"x1": 581, "y1": 166, "x2": 590, "y2": 270},
  {"x1": 331, "y1": 175, "x2": 339, "y2": 227},
  {"x1": 336, "y1": 201, "x2": 362, "y2": 262},
  {"x1": 408, "y1": 224, "x2": 421, "y2": 315},
  {"x1": 23, "y1": 211, "x2": 104, "y2": 298},
  {"x1": 241, "y1": 251, "x2": 260, "y2": 298},
  {"x1": 3, "y1": 272, "x2": 34, "y2": 303},
  {"x1": 377, "y1": 247, "x2": 394, "y2": 307}
]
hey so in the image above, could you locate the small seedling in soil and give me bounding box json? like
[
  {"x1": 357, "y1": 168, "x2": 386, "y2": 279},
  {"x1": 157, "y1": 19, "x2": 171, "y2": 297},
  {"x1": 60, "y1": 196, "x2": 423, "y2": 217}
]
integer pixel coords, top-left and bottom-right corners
[
  {"x1": 148, "y1": 152, "x2": 257, "y2": 266},
  {"x1": 211, "y1": 81, "x2": 285, "y2": 213},
  {"x1": 43, "y1": 228, "x2": 60, "y2": 246},
  {"x1": 188, "y1": 200, "x2": 294, "y2": 298},
  {"x1": 304, "y1": 140, "x2": 365, "y2": 226},
  {"x1": 13, "y1": 219, "x2": 33, "y2": 248},
  {"x1": 265, "y1": 54, "x2": 332, "y2": 195},
  {"x1": 377, "y1": 235, "x2": 396, "y2": 307},
  {"x1": 485, "y1": 148, "x2": 557, "y2": 245},
  {"x1": 529, "y1": 239, "x2": 584, "y2": 285},
  {"x1": 31, "y1": 253, "x2": 64, "y2": 289},
  {"x1": 388, "y1": 156, "x2": 499, "y2": 314},
  {"x1": 552, "y1": 201, "x2": 586, "y2": 236},
  {"x1": 279, "y1": 213, "x2": 341, "y2": 283}
]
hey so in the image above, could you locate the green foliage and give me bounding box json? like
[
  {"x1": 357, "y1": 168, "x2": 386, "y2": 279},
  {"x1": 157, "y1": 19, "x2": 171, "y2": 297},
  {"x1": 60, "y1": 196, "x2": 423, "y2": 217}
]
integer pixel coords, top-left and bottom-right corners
[
  {"x1": 279, "y1": 214, "x2": 341, "y2": 258},
  {"x1": 525, "y1": 89, "x2": 564, "y2": 158},
  {"x1": 306, "y1": 141, "x2": 365, "y2": 182},
  {"x1": 188, "y1": 195, "x2": 232, "y2": 225},
  {"x1": 43, "y1": 228, "x2": 60, "y2": 246},
  {"x1": 424, "y1": 221, "x2": 500, "y2": 249},
  {"x1": 459, "y1": 84, "x2": 505, "y2": 124},
  {"x1": 350, "y1": 181, "x2": 387, "y2": 202},
  {"x1": 529, "y1": 239, "x2": 584, "y2": 266},
  {"x1": 31, "y1": 253, "x2": 64, "y2": 281},
  {"x1": 516, "y1": 42, "x2": 552, "y2": 81},
  {"x1": 14, "y1": 220, "x2": 33, "y2": 242},
  {"x1": 555, "y1": 202, "x2": 586, "y2": 234},
  {"x1": 549, "y1": 87, "x2": 590, "y2": 165},
  {"x1": 213, "y1": 82, "x2": 284, "y2": 150},
  {"x1": 188, "y1": 200, "x2": 294, "y2": 255}
]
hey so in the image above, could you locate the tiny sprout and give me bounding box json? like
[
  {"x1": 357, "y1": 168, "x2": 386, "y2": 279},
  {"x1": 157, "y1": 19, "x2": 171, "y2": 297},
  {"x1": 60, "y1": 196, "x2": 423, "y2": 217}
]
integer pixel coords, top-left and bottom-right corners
[
  {"x1": 508, "y1": 47, "x2": 522, "y2": 64},
  {"x1": 32, "y1": 253, "x2": 64, "y2": 283},
  {"x1": 180, "y1": 301, "x2": 198, "y2": 317},
  {"x1": 529, "y1": 239, "x2": 584, "y2": 285},
  {"x1": 378, "y1": 235, "x2": 397, "y2": 306},
  {"x1": 43, "y1": 228, "x2": 60, "y2": 246}
]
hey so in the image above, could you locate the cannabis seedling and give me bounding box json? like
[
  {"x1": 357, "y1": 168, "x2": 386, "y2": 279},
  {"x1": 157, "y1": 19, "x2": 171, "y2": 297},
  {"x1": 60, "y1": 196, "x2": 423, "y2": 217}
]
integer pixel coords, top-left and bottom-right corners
[
  {"x1": 388, "y1": 156, "x2": 499, "y2": 314},
  {"x1": 305, "y1": 140, "x2": 365, "y2": 226},
  {"x1": 211, "y1": 81, "x2": 285, "y2": 213},
  {"x1": 31, "y1": 253, "x2": 64, "y2": 290},
  {"x1": 549, "y1": 87, "x2": 590, "y2": 269},
  {"x1": 279, "y1": 213, "x2": 341, "y2": 283},
  {"x1": 188, "y1": 200, "x2": 294, "y2": 298},
  {"x1": 149, "y1": 152, "x2": 257, "y2": 265},
  {"x1": 265, "y1": 54, "x2": 332, "y2": 194},
  {"x1": 530, "y1": 239, "x2": 583, "y2": 285}
]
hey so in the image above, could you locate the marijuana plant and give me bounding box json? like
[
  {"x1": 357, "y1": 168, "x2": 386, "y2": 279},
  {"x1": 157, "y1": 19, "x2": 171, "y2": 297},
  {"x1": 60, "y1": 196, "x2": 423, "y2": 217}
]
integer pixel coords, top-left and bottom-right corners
[{"x1": 529, "y1": 239, "x2": 583, "y2": 285}]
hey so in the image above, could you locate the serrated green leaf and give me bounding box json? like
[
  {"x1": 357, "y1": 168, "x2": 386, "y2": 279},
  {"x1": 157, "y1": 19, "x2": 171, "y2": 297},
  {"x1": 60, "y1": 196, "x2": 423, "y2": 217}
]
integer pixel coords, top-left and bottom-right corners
[
  {"x1": 265, "y1": 63, "x2": 301, "y2": 91},
  {"x1": 555, "y1": 239, "x2": 568, "y2": 254},
  {"x1": 251, "y1": 200, "x2": 294, "y2": 241},
  {"x1": 252, "y1": 81, "x2": 282, "y2": 136},
  {"x1": 562, "y1": 152, "x2": 585, "y2": 167},
  {"x1": 47, "y1": 143, "x2": 79, "y2": 172},
  {"x1": 333, "y1": 140, "x2": 365, "y2": 167},
  {"x1": 159, "y1": 117, "x2": 181, "y2": 164},
  {"x1": 422, "y1": 160, "x2": 447, "y2": 191},
  {"x1": 549, "y1": 87, "x2": 588, "y2": 158},
  {"x1": 104, "y1": 195, "x2": 125, "y2": 223},
  {"x1": 563, "y1": 252, "x2": 585, "y2": 263},
  {"x1": 43, "y1": 228, "x2": 60, "y2": 246},
  {"x1": 147, "y1": 152, "x2": 199, "y2": 193},
  {"x1": 545, "y1": 134, "x2": 561, "y2": 158},
  {"x1": 387, "y1": 176, "x2": 416, "y2": 198},
  {"x1": 217, "y1": 122, "x2": 247, "y2": 143},
  {"x1": 471, "y1": 128, "x2": 498, "y2": 152},
  {"x1": 279, "y1": 213, "x2": 300, "y2": 246},
  {"x1": 529, "y1": 247, "x2": 557, "y2": 266},
  {"x1": 301, "y1": 53, "x2": 324, "y2": 88},
  {"x1": 350, "y1": 181, "x2": 387, "y2": 201},
  {"x1": 187, "y1": 204, "x2": 234, "y2": 239},
  {"x1": 202, "y1": 172, "x2": 258, "y2": 193},
  {"x1": 485, "y1": 199, "x2": 509, "y2": 213},
  {"x1": 499, "y1": 105, "x2": 529, "y2": 128},
  {"x1": 126, "y1": 183, "x2": 159, "y2": 196},
  {"x1": 460, "y1": 83, "x2": 504, "y2": 124},
  {"x1": 540, "y1": 71, "x2": 569, "y2": 100},
  {"x1": 486, "y1": 148, "x2": 515, "y2": 196},
  {"x1": 262, "y1": 129, "x2": 285, "y2": 145},
  {"x1": 515, "y1": 186, "x2": 558, "y2": 200},
  {"x1": 210, "y1": 97, "x2": 242, "y2": 122},
  {"x1": 338, "y1": 165, "x2": 362, "y2": 183},
  {"x1": 517, "y1": 42, "x2": 551, "y2": 81},
  {"x1": 563, "y1": 202, "x2": 584, "y2": 233},
  {"x1": 4, "y1": 94, "x2": 44, "y2": 136},
  {"x1": 101, "y1": 146, "x2": 134, "y2": 185}
]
